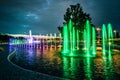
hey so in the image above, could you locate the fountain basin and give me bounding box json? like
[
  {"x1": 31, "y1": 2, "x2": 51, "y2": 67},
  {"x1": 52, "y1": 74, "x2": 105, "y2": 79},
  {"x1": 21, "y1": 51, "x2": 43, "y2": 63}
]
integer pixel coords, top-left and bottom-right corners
[{"x1": 10, "y1": 45, "x2": 120, "y2": 80}]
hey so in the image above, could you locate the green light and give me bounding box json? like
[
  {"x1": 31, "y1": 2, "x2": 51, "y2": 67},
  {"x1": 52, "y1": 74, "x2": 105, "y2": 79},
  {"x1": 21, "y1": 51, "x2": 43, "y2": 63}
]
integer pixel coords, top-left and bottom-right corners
[
  {"x1": 62, "y1": 24, "x2": 69, "y2": 53},
  {"x1": 63, "y1": 57, "x2": 69, "y2": 77},
  {"x1": 108, "y1": 23, "x2": 113, "y2": 44},
  {"x1": 92, "y1": 27, "x2": 96, "y2": 56},
  {"x1": 85, "y1": 20, "x2": 91, "y2": 56},
  {"x1": 72, "y1": 27, "x2": 76, "y2": 50},
  {"x1": 77, "y1": 30, "x2": 79, "y2": 50},
  {"x1": 70, "y1": 57, "x2": 78, "y2": 77},
  {"x1": 84, "y1": 57, "x2": 92, "y2": 80},
  {"x1": 102, "y1": 24, "x2": 107, "y2": 56},
  {"x1": 63, "y1": 57, "x2": 80, "y2": 79},
  {"x1": 83, "y1": 29, "x2": 87, "y2": 50},
  {"x1": 103, "y1": 53, "x2": 113, "y2": 80},
  {"x1": 107, "y1": 23, "x2": 114, "y2": 54},
  {"x1": 69, "y1": 20, "x2": 73, "y2": 52},
  {"x1": 61, "y1": 19, "x2": 97, "y2": 57}
]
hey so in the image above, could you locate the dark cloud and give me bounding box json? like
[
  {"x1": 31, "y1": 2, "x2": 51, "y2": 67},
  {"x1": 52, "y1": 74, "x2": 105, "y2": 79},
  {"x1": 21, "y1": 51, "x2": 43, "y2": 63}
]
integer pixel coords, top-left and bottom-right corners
[{"x1": 0, "y1": 0, "x2": 120, "y2": 34}]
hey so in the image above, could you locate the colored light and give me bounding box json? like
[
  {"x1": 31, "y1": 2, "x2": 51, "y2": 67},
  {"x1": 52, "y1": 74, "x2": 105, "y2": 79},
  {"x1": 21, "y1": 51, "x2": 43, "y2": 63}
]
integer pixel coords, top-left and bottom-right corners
[
  {"x1": 102, "y1": 24, "x2": 107, "y2": 56},
  {"x1": 92, "y1": 27, "x2": 96, "y2": 56}
]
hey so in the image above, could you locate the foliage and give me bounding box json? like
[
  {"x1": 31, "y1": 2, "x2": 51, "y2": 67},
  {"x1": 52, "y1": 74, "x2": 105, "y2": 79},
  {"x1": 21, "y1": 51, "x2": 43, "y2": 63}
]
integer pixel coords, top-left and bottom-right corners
[{"x1": 64, "y1": 3, "x2": 92, "y2": 32}]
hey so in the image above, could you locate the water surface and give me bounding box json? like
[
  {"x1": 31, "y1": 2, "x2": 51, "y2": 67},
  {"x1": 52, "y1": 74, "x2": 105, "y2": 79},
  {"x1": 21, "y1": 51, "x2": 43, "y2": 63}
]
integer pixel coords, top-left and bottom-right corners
[{"x1": 11, "y1": 45, "x2": 120, "y2": 80}]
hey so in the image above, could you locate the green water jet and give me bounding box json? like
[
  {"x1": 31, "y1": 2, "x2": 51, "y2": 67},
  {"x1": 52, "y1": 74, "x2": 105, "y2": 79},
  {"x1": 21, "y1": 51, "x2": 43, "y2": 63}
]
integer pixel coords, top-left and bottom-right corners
[
  {"x1": 62, "y1": 24, "x2": 69, "y2": 53},
  {"x1": 107, "y1": 23, "x2": 114, "y2": 54},
  {"x1": 102, "y1": 24, "x2": 107, "y2": 56},
  {"x1": 92, "y1": 27, "x2": 96, "y2": 56}
]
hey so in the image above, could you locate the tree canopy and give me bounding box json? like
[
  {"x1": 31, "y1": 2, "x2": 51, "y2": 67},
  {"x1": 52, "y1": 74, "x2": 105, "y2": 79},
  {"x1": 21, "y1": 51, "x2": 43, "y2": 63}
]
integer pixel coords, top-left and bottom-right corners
[{"x1": 58, "y1": 3, "x2": 93, "y2": 33}]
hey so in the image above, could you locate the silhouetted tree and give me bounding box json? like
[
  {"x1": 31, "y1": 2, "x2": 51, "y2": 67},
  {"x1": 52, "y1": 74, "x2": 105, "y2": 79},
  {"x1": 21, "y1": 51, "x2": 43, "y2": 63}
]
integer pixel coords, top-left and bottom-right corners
[{"x1": 64, "y1": 3, "x2": 92, "y2": 31}]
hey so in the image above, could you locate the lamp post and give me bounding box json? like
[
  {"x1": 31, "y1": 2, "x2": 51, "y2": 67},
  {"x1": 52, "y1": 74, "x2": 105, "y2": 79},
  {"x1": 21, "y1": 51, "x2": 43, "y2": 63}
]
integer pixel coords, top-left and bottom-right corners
[
  {"x1": 113, "y1": 30, "x2": 117, "y2": 39},
  {"x1": 96, "y1": 27, "x2": 101, "y2": 43}
]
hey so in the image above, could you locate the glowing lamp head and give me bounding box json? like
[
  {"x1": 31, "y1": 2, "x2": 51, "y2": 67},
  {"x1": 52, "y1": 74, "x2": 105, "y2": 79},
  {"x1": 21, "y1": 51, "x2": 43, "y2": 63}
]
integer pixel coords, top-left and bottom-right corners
[
  {"x1": 113, "y1": 30, "x2": 117, "y2": 33},
  {"x1": 96, "y1": 27, "x2": 101, "y2": 31},
  {"x1": 108, "y1": 42, "x2": 111, "y2": 45}
]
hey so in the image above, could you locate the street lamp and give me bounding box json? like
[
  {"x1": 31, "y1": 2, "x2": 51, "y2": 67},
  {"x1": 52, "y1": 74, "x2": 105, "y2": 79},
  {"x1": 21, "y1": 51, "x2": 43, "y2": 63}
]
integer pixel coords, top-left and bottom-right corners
[
  {"x1": 96, "y1": 27, "x2": 101, "y2": 32},
  {"x1": 113, "y1": 30, "x2": 117, "y2": 38},
  {"x1": 96, "y1": 27, "x2": 101, "y2": 43}
]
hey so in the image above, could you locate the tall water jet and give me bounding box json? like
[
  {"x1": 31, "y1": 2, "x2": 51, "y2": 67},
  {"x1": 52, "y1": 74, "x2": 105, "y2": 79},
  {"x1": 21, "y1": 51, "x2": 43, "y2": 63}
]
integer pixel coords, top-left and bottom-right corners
[
  {"x1": 102, "y1": 24, "x2": 107, "y2": 56},
  {"x1": 29, "y1": 30, "x2": 32, "y2": 38},
  {"x1": 83, "y1": 29, "x2": 87, "y2": 50},
  {"x1": 72, "y1": 27, "x2": 76, "y2": 51},
  {"x1": 83, "y1": 20, "x2": 97, "y2": 57},
  {"x1": 62, "y1": 19, "x2": 97, "y2": 57},
  {"x1": 62, "y1": 19, "x2": 81, "y2": 56},
  {"x1": 68, "y1": 20, "x2": 73, "y2": 55},
  {"x1": 107, "y1": 23, "x2": 114, "y2": 54},
  {"x1": 107, "y1": 23, "x2": 113, "y2": 45},
  {"x1": 92, "y1": 27, "x2": 96, "y2": 56},
  {"x1": 85, "y1": 20, "x2": 91, "y2": 56},
  {"x1": 77, "y1": 30, "x2": 79, "y2": 50},
  {"x1": 62, "y1": 24, "x2": 69, "y2": 53},
  {"x1": 28, "y1": 30, "x2": 33, "y2": 44}
]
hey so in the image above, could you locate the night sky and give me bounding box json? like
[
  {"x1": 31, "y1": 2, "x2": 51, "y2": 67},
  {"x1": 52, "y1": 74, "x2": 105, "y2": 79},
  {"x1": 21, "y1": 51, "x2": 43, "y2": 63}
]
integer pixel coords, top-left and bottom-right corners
[{"x1": 0, "y1": 0, "x2": 120, "y2": 34}]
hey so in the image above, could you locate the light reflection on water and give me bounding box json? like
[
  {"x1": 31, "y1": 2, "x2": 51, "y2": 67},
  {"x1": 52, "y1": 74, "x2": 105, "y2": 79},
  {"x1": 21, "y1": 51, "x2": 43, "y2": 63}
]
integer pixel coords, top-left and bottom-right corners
[{"x1": 10, "y1": 45, "x2": 120, "y2": 80}]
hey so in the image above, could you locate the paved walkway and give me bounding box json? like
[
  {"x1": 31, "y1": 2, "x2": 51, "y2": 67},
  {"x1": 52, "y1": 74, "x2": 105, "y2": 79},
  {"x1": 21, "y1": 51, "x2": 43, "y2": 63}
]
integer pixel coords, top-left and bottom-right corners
[{"x1": 0, "y1": 45, "x2": 64, "y2": 80}]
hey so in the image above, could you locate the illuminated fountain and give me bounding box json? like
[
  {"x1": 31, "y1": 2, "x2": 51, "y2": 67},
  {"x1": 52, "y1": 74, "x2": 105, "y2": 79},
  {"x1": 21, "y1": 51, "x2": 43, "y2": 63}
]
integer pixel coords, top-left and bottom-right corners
[
  {"x1": 108, "y1": 23, "x2": 114, "y2": 53},
  {"x1": 9, "y1": 19, "x2": 120, "y2": 80},
  {"x1": 9, "y1": 32, "x2": 61, "y2": 51},
  {"x1": 62, "y1": 20, "x2": 80, "y2": 56},
  {"x1": 28, "y1": 30, "x2": 33, "y2": 44},
  {"x1": 83, "y1": 20, "x2": 96, "y2": 57},
  {"x1": 84, "y1": 20, "x2": 91, "y2": 56},
  {"x1": 102, "y1": 23, "x2": 114, "y2": 56},
  {"x1": 92, "y1": 27, "x2": 96, "y2": 56},
  {"x1": 62, "y1": 19, "x2": 115, "y2": 57},
  {"x1": 102, "y1": 24, "x2": 107, "y2": 55}
]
